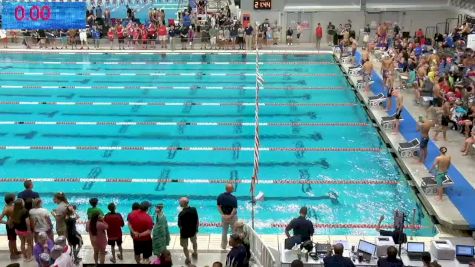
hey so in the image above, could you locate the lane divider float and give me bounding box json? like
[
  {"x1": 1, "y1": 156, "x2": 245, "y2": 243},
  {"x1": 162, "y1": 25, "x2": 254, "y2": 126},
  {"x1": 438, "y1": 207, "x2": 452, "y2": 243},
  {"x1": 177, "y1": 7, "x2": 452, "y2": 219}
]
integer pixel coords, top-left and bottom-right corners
[
  {"x1": 0, "y1": 146, "x2": 382, "y2": 152},
  {"x1": 0, "y1": 101, "x2": 358, "y2": 107},
  {"x1": 0, "y1": 85, "x2": 347, "y2": 91},
  {"x1": 0, "y1": 71, "x2": 339, "y2": 77},
  {"x1": 0, "y1": 121, "x2": 370, "y2": 127},
  {"x1": 0, "y1": 60, "x2": 336, "y2": 65},
  {"x1": 0, "y1": 178, "x2": 398, "y2": 185},
  {"x1": 69, "y1": 220, "x2": 423, "y2": 229}
]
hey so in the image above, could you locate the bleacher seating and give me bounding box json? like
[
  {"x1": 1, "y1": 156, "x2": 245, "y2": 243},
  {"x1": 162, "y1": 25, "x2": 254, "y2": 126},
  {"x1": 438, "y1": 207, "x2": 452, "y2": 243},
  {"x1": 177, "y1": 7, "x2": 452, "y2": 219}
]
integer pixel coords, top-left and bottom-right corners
[{"x1": 87, "y1": 0, "x2": 187, "y2": 23}]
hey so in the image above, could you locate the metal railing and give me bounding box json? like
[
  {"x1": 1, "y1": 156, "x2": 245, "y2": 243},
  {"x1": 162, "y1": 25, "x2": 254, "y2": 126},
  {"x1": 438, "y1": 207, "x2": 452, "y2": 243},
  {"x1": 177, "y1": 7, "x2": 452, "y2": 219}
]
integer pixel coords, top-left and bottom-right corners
[{"x1": 246, "y1": 223, "x2": 277, "y2": 267}]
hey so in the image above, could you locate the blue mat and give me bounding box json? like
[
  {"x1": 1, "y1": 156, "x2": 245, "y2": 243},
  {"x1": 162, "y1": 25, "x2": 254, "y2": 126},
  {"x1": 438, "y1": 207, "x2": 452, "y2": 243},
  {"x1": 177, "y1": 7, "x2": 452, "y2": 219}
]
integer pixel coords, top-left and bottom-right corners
[{"x1": 353, "y1": 51, "x2": 475, "y2": 228}]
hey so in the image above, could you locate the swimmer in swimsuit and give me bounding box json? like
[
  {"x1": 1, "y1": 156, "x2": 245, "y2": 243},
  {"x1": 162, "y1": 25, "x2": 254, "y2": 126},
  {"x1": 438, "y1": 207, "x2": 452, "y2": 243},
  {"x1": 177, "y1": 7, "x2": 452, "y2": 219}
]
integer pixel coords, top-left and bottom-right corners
[
  {"x1": 420, "y1": 136, "x2": 429, "y2": 149},
  {"x1": 417, "y1": 118, "x2": 433, "y2": 163},
  {"x1": 430, "y1": 147, "x2": 451, "y2": 201}
]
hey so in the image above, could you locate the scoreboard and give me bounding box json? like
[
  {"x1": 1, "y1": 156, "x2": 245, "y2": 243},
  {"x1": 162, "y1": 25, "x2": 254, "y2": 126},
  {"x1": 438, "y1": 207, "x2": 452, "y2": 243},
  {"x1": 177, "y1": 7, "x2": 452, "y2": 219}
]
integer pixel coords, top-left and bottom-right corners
[
  {"x1": 253, "y1": 0, "x2": 271, "y2": 10},
  {"x1": 1, "y1": 2, "x2": 86, "y2": 30}
]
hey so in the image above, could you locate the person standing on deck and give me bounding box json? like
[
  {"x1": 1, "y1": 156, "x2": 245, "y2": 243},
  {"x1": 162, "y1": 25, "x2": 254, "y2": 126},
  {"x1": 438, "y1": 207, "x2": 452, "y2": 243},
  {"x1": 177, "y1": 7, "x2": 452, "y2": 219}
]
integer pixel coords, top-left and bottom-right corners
[
  {"x1": 217, "y1": 184, "x2": 238, "y2": 250},
  {"x1": 430, "y1": 147, "x2": 451, "y2": 201},
  {"x1": 315, "y1": 23, "x2": 323, "y2": 51},
  {"x1": 417, "y1": 118, "x2": 434, "y2": 164}
]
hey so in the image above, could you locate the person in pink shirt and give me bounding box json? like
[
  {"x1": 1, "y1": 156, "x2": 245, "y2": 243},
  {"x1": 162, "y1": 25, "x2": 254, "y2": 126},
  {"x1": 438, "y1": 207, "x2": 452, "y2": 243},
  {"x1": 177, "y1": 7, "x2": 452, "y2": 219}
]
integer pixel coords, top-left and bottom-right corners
[{"x1": 87, "y1": 211, "x2": 108, "y2": 264}]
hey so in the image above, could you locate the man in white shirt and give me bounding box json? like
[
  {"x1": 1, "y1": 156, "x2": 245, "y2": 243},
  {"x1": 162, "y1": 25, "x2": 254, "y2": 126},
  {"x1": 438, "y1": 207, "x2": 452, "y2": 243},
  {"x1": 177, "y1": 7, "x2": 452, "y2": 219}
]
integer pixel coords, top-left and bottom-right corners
[{"x1": 79, "y1": 28, "x2": 89, "y2": 49}]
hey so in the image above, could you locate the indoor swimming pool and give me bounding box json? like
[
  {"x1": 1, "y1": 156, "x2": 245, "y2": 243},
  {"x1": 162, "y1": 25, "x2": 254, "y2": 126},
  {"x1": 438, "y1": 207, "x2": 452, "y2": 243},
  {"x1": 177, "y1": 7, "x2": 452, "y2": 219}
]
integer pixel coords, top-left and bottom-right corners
[{"x1": 0, "y1": 52, "x2": 436, "y2": 236}]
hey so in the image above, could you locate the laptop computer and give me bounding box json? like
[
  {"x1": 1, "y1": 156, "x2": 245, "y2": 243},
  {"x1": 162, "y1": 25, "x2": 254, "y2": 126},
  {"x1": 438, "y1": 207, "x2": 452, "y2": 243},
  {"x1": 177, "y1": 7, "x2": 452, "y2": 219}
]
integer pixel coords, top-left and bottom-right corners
[
  {"x1": 284, "y1": 235, "x2": 302, "y2": 250},
  {"x1": 357, "y1": 240, "x2": 377, "y2": 262},
  {"x1": 456, "y1": 245, "x2": 475, "y2": 264},
  {"x1": 407, "y1": 242, "x2": 425, "y2": 261}
]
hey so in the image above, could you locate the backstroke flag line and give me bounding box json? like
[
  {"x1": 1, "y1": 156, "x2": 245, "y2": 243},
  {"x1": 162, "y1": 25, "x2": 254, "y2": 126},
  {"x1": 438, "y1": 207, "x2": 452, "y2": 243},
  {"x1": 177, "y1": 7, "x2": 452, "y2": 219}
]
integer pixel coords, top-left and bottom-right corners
[{"x1": 252, "y1": 46, "x2": 264, "y2": 193}]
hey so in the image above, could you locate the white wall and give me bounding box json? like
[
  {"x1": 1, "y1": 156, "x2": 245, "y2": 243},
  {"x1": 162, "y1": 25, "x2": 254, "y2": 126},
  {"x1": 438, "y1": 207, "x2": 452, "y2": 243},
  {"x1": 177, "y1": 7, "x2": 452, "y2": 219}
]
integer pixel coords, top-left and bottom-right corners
[{"x1": 238, "y1": 0, "x2": 460, "y2": 42}]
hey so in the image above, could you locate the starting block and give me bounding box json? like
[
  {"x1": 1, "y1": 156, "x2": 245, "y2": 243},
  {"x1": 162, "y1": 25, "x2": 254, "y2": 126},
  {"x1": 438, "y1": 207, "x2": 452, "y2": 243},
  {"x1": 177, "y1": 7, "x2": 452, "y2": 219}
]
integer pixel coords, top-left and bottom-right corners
[
  {"x1": 348, "y1": 66, "x2": 363, "y2": 76},
  {"x1": 341, "y1": 56, "x2": 353, "y2": 64},
  {"x1": 421, "y1": 175, "x2": 454, "y2": 195},
  {"x1": 355, "y1": 79, "x2": 374, "y2": 90},
  {"x1": 397, "y1": 138, "x2": 420, "y2": 158},
  {"x1": 368, "y1": 93, "x2": 387, "y2": 107}
]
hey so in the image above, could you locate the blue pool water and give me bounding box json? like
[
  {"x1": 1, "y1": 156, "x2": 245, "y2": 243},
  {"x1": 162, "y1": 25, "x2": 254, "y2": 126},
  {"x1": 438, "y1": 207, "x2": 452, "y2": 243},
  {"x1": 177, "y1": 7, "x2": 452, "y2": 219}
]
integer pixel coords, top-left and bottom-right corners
[{"x1": 0, "y1": 52, "x2": 436, "y2": 236}]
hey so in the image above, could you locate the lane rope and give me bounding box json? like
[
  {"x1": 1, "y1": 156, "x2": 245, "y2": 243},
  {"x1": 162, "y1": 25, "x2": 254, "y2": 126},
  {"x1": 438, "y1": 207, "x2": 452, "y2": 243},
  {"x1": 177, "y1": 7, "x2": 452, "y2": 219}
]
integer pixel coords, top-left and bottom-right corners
[
  {"x1": 0, "y1": 178, "x2": 398, "y2": 185},
  {"x1": 0, "y1": 85, "x2": 346, "y2": 90},
  {"x1": 0, "y1": 71, "x2": 339, "y2": 77},
  {"x1": 0, "y1": 101, "x2": 358, "y2": 107},
  {"x1": 0, "y1": 60, "x2": 336, "y2": 65},
  {"x1": 0, "y1": 121, "x2": 370, "y2": 127},
  {"x1": 69, "y1": 220, "x2": 423, "y2": 229},
  {"x1": 0, "y1": 146, "x2": 382, "y2": 152}
]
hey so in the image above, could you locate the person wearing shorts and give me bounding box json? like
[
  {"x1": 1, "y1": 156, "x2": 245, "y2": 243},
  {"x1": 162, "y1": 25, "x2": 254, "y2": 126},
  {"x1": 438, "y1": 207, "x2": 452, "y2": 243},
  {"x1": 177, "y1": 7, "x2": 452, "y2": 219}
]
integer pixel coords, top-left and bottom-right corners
[
  {"x1": 0, "y1": 193, "x2": 21, "y2": 260},
  {"x1": 12, "y1": 199, "x2": 33, "y2": 262},
  {"x1": 128, "y1": 201, "x2": 153, "y2": 264},
  {"x1": 117, "y1": 25, "x2": 125, "y2": 50},
  {"x1": 158, "y1": 23, "x2": 167, "y2": 49},
  {"x1": 430, "y1": 147, "x2": 451, "y2": 201},
  {"x1": 104, "y1": 203, "x2": 124, "y2": 263},
  {"x1": 79, "y1": 29, "x2": 89, "y2": 49}
]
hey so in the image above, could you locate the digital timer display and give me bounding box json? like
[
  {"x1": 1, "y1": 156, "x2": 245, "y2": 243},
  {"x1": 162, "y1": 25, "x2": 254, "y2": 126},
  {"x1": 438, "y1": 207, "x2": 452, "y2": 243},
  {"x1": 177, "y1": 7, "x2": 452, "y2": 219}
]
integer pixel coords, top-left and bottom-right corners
[
  {"x1": 254, "y1": 0, "x2": 271, "y2": 10},
  {"x1": 1, "y1": 2, "x2": 86, "y2": 30}
]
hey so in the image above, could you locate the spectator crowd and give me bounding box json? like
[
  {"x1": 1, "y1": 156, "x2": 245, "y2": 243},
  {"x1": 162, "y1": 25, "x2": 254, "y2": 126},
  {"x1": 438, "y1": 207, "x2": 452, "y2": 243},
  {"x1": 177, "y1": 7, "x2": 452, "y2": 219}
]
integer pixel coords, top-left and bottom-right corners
[
  {"x1": 0, "y1": 2, "x2": 285, "y2": 51},
  {"x1": 1, "y1": 180, "x2": 250, "y2": 266}
]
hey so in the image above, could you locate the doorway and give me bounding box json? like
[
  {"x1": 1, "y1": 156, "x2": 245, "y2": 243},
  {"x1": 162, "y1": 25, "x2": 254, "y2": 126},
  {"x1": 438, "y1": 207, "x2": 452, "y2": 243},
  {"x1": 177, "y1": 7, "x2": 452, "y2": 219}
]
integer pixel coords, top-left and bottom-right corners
[{"x1": 286, "y1": 12, "x2": 313, "y2": 43}]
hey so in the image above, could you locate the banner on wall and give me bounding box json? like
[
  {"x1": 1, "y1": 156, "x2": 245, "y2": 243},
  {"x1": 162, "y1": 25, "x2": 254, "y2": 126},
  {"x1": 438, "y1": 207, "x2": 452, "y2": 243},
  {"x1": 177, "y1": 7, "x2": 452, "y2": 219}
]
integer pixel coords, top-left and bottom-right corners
[
  {"x1": 242, "y1": 13, "x2": 251, "y2": 28},
  {"x1": 300, "y1": 21, "x2": 310, "y2": 29},
  {"x1": 468, "y1": 34, "x2": 475, "y2": 50}
]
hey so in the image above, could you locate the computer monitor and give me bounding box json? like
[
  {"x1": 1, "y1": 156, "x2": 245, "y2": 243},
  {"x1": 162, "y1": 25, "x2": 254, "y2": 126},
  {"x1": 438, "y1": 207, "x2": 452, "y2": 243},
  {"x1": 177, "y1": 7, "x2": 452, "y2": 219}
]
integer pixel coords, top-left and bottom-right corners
[
  {"x1": 358, "y1": 240, "x2": 376, "y2": 255},
  {"x1": 456, "y1": 245, "x2": 475, "y2": 256},
  {"x1": 407, "y1": 242, "x2": 425, "y2": 253}
]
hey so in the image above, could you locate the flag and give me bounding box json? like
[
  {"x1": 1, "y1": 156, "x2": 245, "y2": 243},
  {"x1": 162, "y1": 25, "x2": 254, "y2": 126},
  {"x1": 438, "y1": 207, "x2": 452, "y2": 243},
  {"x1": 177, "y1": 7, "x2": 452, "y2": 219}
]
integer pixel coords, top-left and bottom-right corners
[
  {"x1": 256, "y1": 72, "x2": 264, "y2": 87},
  {"x1": 251, "y1": 48, "x2": 263, "y2": 194}
]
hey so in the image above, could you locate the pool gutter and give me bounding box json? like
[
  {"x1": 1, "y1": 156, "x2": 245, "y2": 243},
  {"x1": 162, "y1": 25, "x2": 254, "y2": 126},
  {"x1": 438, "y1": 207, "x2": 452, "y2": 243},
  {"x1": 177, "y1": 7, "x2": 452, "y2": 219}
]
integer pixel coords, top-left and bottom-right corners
[{"x1": 333, "y1": 53, "x2": 470, "y2": 232}]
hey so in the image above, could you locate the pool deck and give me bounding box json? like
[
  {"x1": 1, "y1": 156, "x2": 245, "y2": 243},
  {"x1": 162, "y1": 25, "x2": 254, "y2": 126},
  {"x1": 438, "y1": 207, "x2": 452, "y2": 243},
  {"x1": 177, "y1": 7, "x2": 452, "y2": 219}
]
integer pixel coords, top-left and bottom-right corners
[
  {"x1": 337, "y1": 49, "x2": 475, "y2": 232},
  {"x1": 1, "y1": 232, "x2": 474, "y2": 266}
]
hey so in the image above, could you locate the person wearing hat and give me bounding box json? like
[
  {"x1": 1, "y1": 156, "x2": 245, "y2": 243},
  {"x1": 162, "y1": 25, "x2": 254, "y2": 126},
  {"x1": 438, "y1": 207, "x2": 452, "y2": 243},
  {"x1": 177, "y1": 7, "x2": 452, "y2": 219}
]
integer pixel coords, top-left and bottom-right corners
[
  {"x1": 50, "y1": 245, "x2": 73, "y2": 267},
  {"x1": 39, "y1": 253, "x2": 51, "y2": 267},
  {"x1": 54, "y1": 236, "x2": 70, "y2": 255},
  {"x1": 128, "y1": 201, "x2": 154, "y2": 264},
  {"x1": 153, "y1": 203, "x2": 170, "y2": 257}
]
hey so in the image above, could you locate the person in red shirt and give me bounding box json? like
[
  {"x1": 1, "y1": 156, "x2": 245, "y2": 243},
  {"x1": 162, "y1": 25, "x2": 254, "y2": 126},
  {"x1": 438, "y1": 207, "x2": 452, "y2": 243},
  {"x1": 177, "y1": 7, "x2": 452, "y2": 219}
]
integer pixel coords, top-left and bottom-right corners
[
  {"x1": 128, "y1": 201, "x2": 154, "y2": 264},
  {"x1": 148, "y1": 23, "x2": 157, "y2": 48},
  {"x1": 104, "y1": 203, "x2": 124, "y2": 263},
  {"x1": 108, "y1": 28, "x2": 115, "y2": 49},
  {"x1": 116, "y1": 24, "x2": 125, "y2": 50},
  {"x1": 127, "y1": 23, "x2": 135, "y2": 48},
  {"x1": 132, "y1": 25, "x2": 140, "y2": 49},
  {"x1": 157, "y1": 23, "x2": 168, "y2": 49},
  {"x1": 141, "y1": 24, "x2": 148, "y2": 49},
  {"x1": 315, "y1": 23, "x2": 323, "y2": 51},
  {"x1": 416, "y1": 28, "x2": 424, "y2": 43}
]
